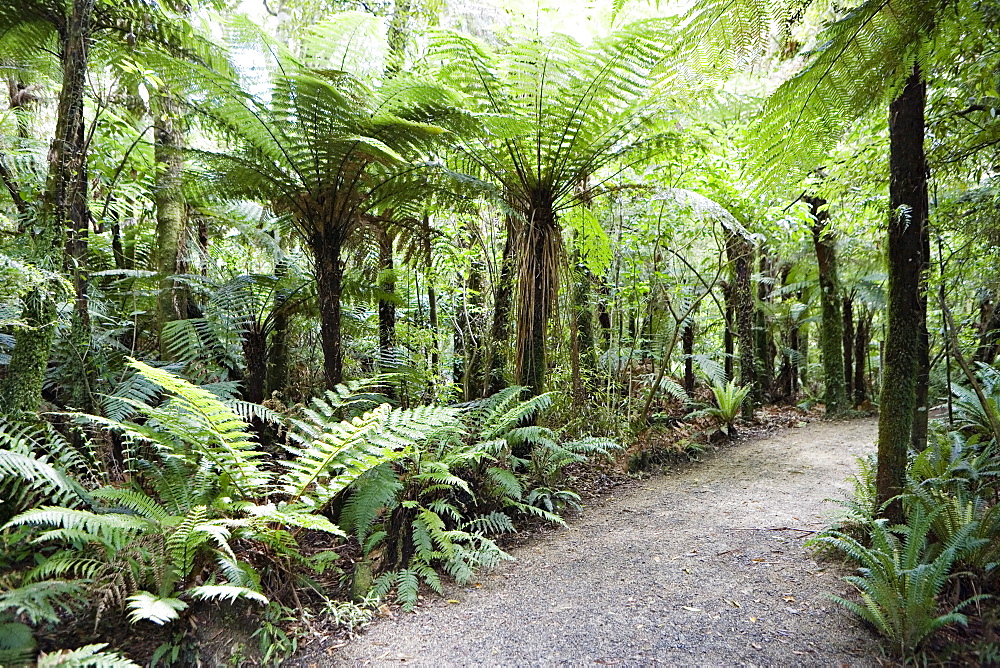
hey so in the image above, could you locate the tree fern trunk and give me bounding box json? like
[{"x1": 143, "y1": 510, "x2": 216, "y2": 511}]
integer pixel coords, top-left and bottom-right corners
[
  {"x1": 266, "y1": 305, "x2": 289, "y2": 399},
  {"x1": 724, "y1": 232, "x2": 757, "y2": 418},
  {"x1": 50, "y1": 0, "x2": 95, "y2": 411},
  {"x1": 377, "y1": 227, "x2": 396, "y2": 374},
  {"x1": 155, "y1": 93, "x2": 188, "y2": 357},
  {"x1": 807, "y1": 195, "x2": 848, "y2": 415},
  {"x1": 722, "y1": 281, "x2": 735, "y2": 382},
  {"x1": 0, "y1": 292, "x2": 57, "y2": 414},
  {"x1": 878, "y1": 65, "x2": 929, "y2": 524},
  {"x1": 683, "y1": 314, "x2": 696, "y2": 395},
  {"x1": 313, "y1": 231, "x2": 345, "y2": 389},
  {"x1": 487, "y1": 213, "x2": 516, "y2": 395},
  {"x1": 515, "y1": 200, "x2": 559, "y2": 396},
  {"x1": 854, "y1": 310, "x2": 870, "y2": 406},
  {"x1": 242, "y1": 325, "x2": 267, "y2": 404},
  {"x1": 911, "y1": 224, "x2": 931, "y2": 450},
  {"x1": 974, "y1": 297, "x2": 1000, "y2": 364}
]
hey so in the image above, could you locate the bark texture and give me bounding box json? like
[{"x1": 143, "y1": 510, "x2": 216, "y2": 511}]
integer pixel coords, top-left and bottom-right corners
[
  {"x1": 806, "y1": 196, "x2": 849, "y2": 415},
  {"x1": 877, "y1": 66, "x2": 929, "y2": 524}
]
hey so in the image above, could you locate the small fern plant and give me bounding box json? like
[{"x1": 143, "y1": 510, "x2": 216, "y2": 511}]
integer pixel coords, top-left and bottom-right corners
[
  {"x1": 808, "y1": 505, "x2": 989, "y2": 657},
  {"x1": 691, "y1": 380, "x2": 751, "y2": 437}
]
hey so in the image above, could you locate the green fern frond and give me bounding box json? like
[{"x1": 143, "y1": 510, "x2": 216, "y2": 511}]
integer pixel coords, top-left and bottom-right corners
[
  {"x1": 124, "y1": 360, "x2": 270, "y2": 498},
  {"x1": 0, "y1": 580, "x2": 84, "y2": 625},
  {"x1": 188, "y1": 585, "x2": 267, "y2": 606},
  {"x1": 36, "y1": 643, "x2": 140, "y2": 668},
  {"x1": 340, "y1": 463, "x2": 401, "y2": 542},
  {"x1": 125, "y1": 592, "x2": 187, "y2": 625}
]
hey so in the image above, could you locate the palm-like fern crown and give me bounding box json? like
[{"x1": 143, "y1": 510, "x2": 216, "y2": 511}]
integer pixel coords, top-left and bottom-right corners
[
  {"x1": 195, "y1": 21, "x2": 462, "y2": 244},
  {"x1": 426, "y1": 20, "x2": 679, "y2": 214}
]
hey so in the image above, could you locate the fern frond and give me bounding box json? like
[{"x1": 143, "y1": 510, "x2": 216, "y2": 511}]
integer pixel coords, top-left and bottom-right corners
[
  {"x1": 36, "y1": 643, "x2": 140, "y2": 668},
  {"x1": 126, "y1": 592, "x2": 188, "y2": 625},
  {"x1": 188, "y1": 585, "x2": 268, "y2": 606}
]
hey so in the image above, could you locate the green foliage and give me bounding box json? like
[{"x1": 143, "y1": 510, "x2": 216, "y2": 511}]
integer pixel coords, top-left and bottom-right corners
[
  {"x1": 36, "y1": 643, "x2": 139, "y2": 668},
  {"x1": 951, "y1": 363, "x2": 1000, "y2": 442},
  {"x1": 810, "y1": 506, "x2": 988, "y2": 657},
  {"x1": 691, "y1": 380, "x2": 751, "y2": 435}
]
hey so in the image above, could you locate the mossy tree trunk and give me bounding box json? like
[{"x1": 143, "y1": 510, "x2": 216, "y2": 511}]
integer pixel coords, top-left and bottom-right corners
[
  {"x1": 854, "y1": 308, "x2": 870, "y2": 406},
  {"x1": 806, "y1": 195, "x2": 849, "y2": 415},
  {"x1": 843, "y1": 296, "x2": 855, "y2": 401},
  {"x1": 0, "y1": 293, "x2": 57, "y2": 414},
  {"x1": 3, "y1": 0, "x2": 97, "y2": 414},
  {"x1": 974, "y1": 297, "x2": 1000, "y2": 364},
  {"x1": 487, "y1": 213, "x2": 516, "y2": 395},
  {"x1": 877, "y1": 65, "x2": 929, "y2": 524},
  {"x1": 311, "y1": 230, "x2": 345, "y2": 389},
  {"x1": 155, "y1": 93, "x2": 188, "y2": 357},
  {"x1": 911, "y1": 226, "x2": 931, "y2": 450},
  {"x1": 377, "y1": 227, "x2": 396, "y2": 372},
  {"x1": 683, "y1": 311, "x2": 696, "y2": 395},
  {"x1": 721, "y1": 280, "x2": 735, "y2": 382}
]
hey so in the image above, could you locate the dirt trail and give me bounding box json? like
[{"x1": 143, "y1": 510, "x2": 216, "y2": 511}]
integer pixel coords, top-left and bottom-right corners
[{"x1": 297, "y1": 418, "x2": 883, "y2": 667}]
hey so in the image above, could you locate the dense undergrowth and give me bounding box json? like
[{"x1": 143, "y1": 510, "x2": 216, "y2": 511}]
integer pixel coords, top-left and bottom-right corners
[
  {"x1": 812, "y1": 364, "x2": 1000, "y2": 663},
  {"x1": 0, "y1": 360, "x2": 631, "y2": 666}
]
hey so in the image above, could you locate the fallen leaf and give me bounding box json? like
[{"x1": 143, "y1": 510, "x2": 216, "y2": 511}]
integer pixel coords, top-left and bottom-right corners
[
  {"x1": 447, "y1": 599, "x2": 460, "y2": 604},
  {"x1": 749, "y1": 616, "x2": 757, "y2": 622}
]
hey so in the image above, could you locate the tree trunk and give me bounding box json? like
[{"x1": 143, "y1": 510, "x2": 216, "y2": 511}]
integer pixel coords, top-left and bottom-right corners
[
  {"x1": 843, "y1": 296, "x2": 854, "y2": 400},
  {"x1": 807, "y1": 195, "x2": 848, "y2": 415},
  {"x1": 487, "y1": 214, "x2": 516, "y2": 395},
  {"x1": 0, "y1": 293, "x2": 57, "y2": 414},
  {"x1": 155, "y1": 93, "x2": 188, "y2": 353},
  {"x1": 722, "y1": 281, "x2": 735, "y2": 381},
  {"x1": 266, "y1": 304, "x2": 289, "y2": 398},
  {"x1": 974, "y1": 297, "x2": 1000, "y2": 364},
  {"x1": 312, "y1": 231, "x2": 345, "y2": 389},
  {"x1": 377, "y1": 227, "x2": 396, "y2": 371},
  {"x1": 911, "y1": 225, "x2": 931, "y2": 451},
  {"x1": 683, "y1": 315, "x2": 696, "y2": 395},
  {"x1": 854, "y1": 310, "x2": 870, "y2": 406},
  {"x1": 515, "y1": 201, "x2": 559, "y2": 396},
  {"x1": 51, "y1": 0, "x2": 96, "y2": 411},
  {"x1": 242, "y1": 325, "x2": 267, "y2": 404},
  {"x1": 724, "y1": 231, "x2": 757, "y2": 418},
  {"x1": 877, "y1": 66, "x2": 929, "y2": 524},
  {"x1": 755, "y1": 251, "x2": 774, "y2": 395}
]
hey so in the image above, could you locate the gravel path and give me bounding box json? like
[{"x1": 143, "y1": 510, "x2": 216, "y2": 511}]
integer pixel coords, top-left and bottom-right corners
[{"x1": 295, "y1": 418, "x2": 884, "y2": 667}]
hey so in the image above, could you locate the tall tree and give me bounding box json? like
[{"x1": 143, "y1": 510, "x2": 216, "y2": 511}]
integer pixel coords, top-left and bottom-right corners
[
  {"x1": 430, "y1": 24, "x2": 677, "y2": 394},
  {"x1": 683, "y1": 0, "x2": 947, "y2": 521},
  {"x1": 201, "y1": 58, "x2": 458, "y2": 388},
  {"x1": 877, "y1": 67, "x2": 928, "y2": 522},
  {"x1": 806, "y1": 195, "x2": 849, "y2": 415}
]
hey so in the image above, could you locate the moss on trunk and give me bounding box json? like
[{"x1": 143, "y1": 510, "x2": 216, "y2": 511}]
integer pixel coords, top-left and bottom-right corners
[
  {"x1": 807, "y1": 196, "x2": 849, "y2": 415},
  {"x1": 877, "y1": 66, "x2": 928, "y2": 524}
]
